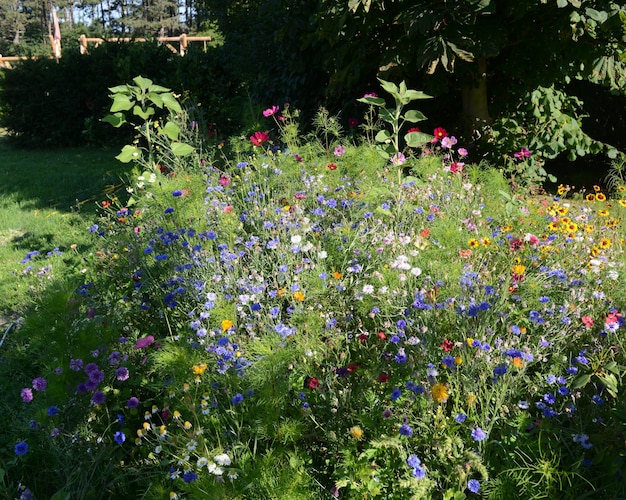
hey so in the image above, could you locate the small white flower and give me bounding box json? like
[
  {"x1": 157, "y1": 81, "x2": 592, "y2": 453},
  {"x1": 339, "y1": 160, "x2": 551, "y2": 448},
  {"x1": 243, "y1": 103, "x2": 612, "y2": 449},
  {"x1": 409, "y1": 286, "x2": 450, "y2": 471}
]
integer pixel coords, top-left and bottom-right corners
[
  {"x1": 318, "y1": 250, "x2": 328, "y2": 259},
  {"x1": 214, "y1": 453, "x2": 232, "y2": 466},
  {"x1": 197, "y1": 457, "x2": 208, "y2": 468}
]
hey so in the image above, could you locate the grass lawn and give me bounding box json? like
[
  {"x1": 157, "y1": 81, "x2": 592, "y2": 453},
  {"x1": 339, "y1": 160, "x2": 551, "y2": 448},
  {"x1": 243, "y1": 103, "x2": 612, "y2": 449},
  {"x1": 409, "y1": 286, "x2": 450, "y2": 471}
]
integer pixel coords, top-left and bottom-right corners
[{"x1": 0, "y1": 136, "x2": 128, "y2": 318}]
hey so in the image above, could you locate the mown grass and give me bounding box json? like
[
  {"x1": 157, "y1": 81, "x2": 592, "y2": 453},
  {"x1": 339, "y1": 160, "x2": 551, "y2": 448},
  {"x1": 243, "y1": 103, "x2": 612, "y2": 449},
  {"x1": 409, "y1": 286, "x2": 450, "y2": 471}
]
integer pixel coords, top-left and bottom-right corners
[{"x1": 0, "y1": 137, "x2": 128, "y2": 318}]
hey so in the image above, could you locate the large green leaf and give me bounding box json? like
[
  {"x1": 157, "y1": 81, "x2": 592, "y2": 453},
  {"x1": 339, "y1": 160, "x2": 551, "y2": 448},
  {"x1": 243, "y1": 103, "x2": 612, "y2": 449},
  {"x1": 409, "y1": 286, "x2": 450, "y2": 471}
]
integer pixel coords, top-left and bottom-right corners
[
  {"x1": 161, "y1": 93, "x2": 183, "y2": 113},
  {"x1": 405, "y1": 131, "x2": 433, "y2": 147},
  {"x1": 357, "y1": 96, "x2": 386, "y2": 107},
  {"x1": 375, "y1": 129, "x2": 392, "y2": 143},
  {"x1": 101, "y1": 112, "x2": 126, "y2": 128},
  {"x1": 115, "y1": 145, "x2": 142, "y2": 163},
  {"x1": 133, "y1": 105, "x2": 155, "y2": 120},
  {"x1": 170, "y1": 142, "x2": 194, "y2": 156},
  {"x1": 160, "y1": 121, "x2": 180, "y2": 141},
  {"x1": 378, "y1": 79, "x2": 399, "y2": 97},
  {"x1": 133, "y1": 76, "x2": 154, "y2": 91},
  {"x1": 403, "y1": 110, "x2": 428, "y2": 123},
  {"x1": 110, "y1": 94, "x2": 133, "y2": 112},
  {"x1": 147, "y1": 92, "x2": 164, "y2": 109}
]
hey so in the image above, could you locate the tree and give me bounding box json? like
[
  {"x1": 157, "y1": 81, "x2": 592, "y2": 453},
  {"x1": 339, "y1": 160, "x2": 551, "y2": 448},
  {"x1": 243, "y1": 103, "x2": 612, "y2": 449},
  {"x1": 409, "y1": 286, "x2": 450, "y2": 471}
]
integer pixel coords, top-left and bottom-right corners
[{"x1": 310, "y1": 0, "x2": 626, "y2": 158}]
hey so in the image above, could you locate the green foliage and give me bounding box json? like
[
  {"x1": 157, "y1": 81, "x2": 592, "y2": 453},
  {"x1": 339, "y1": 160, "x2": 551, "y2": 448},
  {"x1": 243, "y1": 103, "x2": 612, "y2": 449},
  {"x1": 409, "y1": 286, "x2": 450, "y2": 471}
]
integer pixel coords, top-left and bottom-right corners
[{"x1": 357, "y1": 78, "x2": 434, "y2": 159}]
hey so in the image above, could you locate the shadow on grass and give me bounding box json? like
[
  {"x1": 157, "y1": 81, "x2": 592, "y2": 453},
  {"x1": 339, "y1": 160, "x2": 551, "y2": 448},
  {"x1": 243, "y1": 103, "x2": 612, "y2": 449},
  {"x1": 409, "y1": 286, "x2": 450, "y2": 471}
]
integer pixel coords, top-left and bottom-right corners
[{"x1": 0, "y1": 137, "x2": 128, "y2": 215}]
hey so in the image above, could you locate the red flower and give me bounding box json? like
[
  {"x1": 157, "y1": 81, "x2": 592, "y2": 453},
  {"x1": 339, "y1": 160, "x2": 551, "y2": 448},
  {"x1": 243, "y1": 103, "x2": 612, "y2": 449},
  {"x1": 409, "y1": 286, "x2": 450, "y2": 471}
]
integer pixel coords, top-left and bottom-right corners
[
  {"x1": 440, "y1": 339, "x2": 453, "y2": 352},
  {"x1": 378, "y1": 373, "x2": 389, "y2": 383},
  {"x1": 306, "y1": 377, "x2": 320, "y2": 390},
  {"x1": 348, "y1": 117, "x2": 359, "y2": 127},
  {"x1": 407, "y1": 127, "x2": 421, "y2": 134},
  {"x1": 250, "y1": 131, "x2": 269, "y2": 146},
  {"x1": 432, "y1": 127, "x2": 448, "y2": 142},
  {"x1": 358, "y1": 333, "x2": 368, "y2": 342},
  {"x1": 347, "y1": 363, "x2": 359, "y2": 373},
  {"x1": 327, "y1": 163, "x2": 337, "y2": 170},
  {"x1": 377, "y1": 331, "x2": 387, "y2": 341}
]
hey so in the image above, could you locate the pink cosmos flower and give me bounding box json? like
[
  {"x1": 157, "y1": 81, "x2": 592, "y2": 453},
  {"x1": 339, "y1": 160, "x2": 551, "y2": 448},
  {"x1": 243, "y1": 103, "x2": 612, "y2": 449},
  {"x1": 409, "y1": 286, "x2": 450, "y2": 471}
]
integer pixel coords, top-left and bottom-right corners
[
  {"x1": 514, "y1": 148, "x2": 531, "y2": 159},
  {"x1": 334, "y1": 145, "x2": 346, "y2": 157},
  {"x1": 219, "y1": 175, "x2": 231, "y2": 187},
  {"x1": 390, "y1": 152, "x2": 406, "y2": 166},
  {"x1": 263, "y1": 106, "x2": 279, "y2": 117},
  {"x1": 250, "y1": 131, "x2": 269, "y2": 146}
]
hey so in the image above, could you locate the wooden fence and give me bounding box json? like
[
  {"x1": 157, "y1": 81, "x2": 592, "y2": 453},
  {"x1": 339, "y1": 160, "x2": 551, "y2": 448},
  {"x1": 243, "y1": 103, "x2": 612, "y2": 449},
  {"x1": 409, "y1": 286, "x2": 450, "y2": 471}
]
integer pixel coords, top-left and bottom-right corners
[{"x1": 0, "y1": 34, "x2": 212, "y2": 67}]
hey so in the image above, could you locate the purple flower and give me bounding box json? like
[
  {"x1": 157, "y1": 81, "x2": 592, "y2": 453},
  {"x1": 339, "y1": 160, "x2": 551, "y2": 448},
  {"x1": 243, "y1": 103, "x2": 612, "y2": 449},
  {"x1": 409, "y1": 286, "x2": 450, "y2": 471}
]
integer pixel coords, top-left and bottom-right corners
[
  {"x1": 84, "y1": 362, "x2": 99, "y2": 375},
  {"x1": 455, "y1": 413, "x2": 467, "y2": 423},
  {"x1": 115, "y1": 367, "x2": 130, "y2": 381},
  {"x1": 20, "y1": 388, "x2": 33, "y2": 403},
  {"x1": 32, "y1": 377, "x2": 47, "y2": 391},
  {"x1": 92, "y1": 391, "x2": 106, "y2": 405},
  {"x1": 47, "y1": 405, "x2": 59, "y2": 417},
  {"x1": 133, "y1": 335, "x2": 154, "y2": 349},
  {"x1": 127, "y1": 396, "x2": 140, "y2": 409},
  {"x1": 69, "y1": 359, "x2": 83, "y2": 371}
]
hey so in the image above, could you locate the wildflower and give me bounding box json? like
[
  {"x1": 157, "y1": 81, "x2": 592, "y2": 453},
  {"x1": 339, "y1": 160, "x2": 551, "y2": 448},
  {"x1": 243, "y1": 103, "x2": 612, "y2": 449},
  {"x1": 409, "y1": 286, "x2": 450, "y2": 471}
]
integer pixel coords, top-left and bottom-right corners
[
  {"x1": 431, "y1": 383, "x2": 449, "y2": 403},
  {"x1": 432, "y1": 127, "x2": 448, "y2": 142},
  {"x1": 468, "y1": 479, "x2": 481, "y2": 493},
  {"x1": 350, "y1": 426, "x2": 364, "y2": 440},
  {"x1": 407, "y1": 454, "x2": 426, "y2": 478},
  {"x1": 306, "y1": 377, "x2": 320, "y2": 390},
  {"x1": 231, "y1": 393, "x2": 244, "y2": 405},
  {"x1": 293, "y1": 291, "x2": 305, "y2": 302},
  {"x1": 115, "y1": 367, "x2": 130, "y2": 381},
  {"x1": 193, "y1": 363, "x2": 208, "y2": 375},
  {"x1": 348, "y1": 117, "x2": 359, "y2": 127},
  {"x1": 215, "y1": 453, "x2": 232, "y2": 466},
  {"x1": 197, "y1": 457, "x2": 209, "y2": 468},
  {"x1": 441, "y1": 136, "x2": 457, "y2": 149},
  {"x1": 20, "y1": 388, "x2": 33, "y2": 403},
  {"x1": 327, "y1": 163, "x2": 338, "y2": 170},
  {"x1": 471, "y1": 427, "x2": 487, "y2": 442},
  {"x1": 250, "y1": 131, "x2": 269, "y2": 146},
  {"x1": 391, "y1": 152, "x2": 406, "y2": 166},
  {"x1": 47, "y1": 405, "x2": 59, "y2": 417},
  {"x1": 114, "y1": 431, "x2": 126, "y2": 445},
  {"x1": 455, "y1": 413, "x2": 467, "y2": 423},
  {"x1": 399, "y1": 424, "x2": 413, "y2": 436},
  {"x1": 183, "y1": 471, "x2": 198, "y2": 483},
  {"x1": 92, "y1": 392, "x2": 106, "y2": 405},
  {"x1": 227, "y1": 470, "x2": 239, "y2": 480},
  {"x1": 133, "y1": 335, "x2": 154, "y2": 349},
  {"x1": 127, "y1": 396, "x2": 140, "y2": 409},
  {"x1": 221, "y1": 320, "x2": 234, "y2": 331},
  {"x1": 263, "y1": 105, "x2": 279, "y2": 117},
  {"x1": 391, "y1": 387, "x2": 402, "y2": 401},
  {"x1": 14, "y1": 441, "x2": 28, "y2": 456},
  {"x1": 334, "y1": 145, "x2": 346, "y2": 157},
  {"x1": 514, "y1": 147, "x2": 531, "y2": 159},
  {"x1": 32, "y1": 377, "x2": 47, "y2": 391}
]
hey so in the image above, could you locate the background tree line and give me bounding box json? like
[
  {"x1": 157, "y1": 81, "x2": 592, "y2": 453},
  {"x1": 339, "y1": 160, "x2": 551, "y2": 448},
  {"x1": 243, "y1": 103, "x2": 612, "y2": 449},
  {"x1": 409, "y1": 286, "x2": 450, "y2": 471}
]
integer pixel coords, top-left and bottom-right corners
[{"x1": 0, "y1": 0, "x2": 625, "y2": 185}]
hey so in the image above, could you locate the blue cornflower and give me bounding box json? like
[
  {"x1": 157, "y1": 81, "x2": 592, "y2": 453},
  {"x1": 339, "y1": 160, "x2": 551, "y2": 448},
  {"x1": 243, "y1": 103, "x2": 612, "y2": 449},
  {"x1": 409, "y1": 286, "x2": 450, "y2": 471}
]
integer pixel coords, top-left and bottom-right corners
[
  {"x1": 391, "y1": 387, "x2": 402, "y2": 401},
  {"x1": 114, "y1": 431, "x2": 126, "y2": 445},
  {"x1": 493, "y1": 363, "x2": 508, "y2": 376},
  {"x1": 399, "y1": 424, "x2": 413, "y2": 436},
  {"x1": 455, "y1": 413, "x2": 467, "y2": 423},
  {"x1": 592, "y1": 394, "x2": 604, "y2": 405},
  {"x1": 14, "y1": 441, "x2": 28, "y2": 455},
  {"x1": 164, "y1": 207, "x2": 174, "y2": 214},
  {"x1": 467, "y1": 479, "x2": 480, "y2": 493},
  {"x1": 47, "y1": 405, "x2": 59, "y2": 417},
  {"x1": 471, "y1": 427, "x2": 487, "y2": 441},
  {"x1": 231, "y1": 393, "x2": 244, "y2": 405},
  {"x1": 183, "y1": 471, "x2": 198, "y2": 483},
  {"x1": 543, "y1": 393, "x2": 556, "y2": 405},
  {"x1": 442, "y1": 355, "x2": 456, "y2": 369}
]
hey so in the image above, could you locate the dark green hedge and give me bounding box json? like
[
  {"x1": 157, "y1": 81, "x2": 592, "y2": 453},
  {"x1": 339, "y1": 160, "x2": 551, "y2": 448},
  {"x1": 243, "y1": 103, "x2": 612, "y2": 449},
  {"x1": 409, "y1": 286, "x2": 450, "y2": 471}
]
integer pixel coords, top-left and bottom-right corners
[{"x1": 0, "y1": 42, "x2": 243, "y2": 147}]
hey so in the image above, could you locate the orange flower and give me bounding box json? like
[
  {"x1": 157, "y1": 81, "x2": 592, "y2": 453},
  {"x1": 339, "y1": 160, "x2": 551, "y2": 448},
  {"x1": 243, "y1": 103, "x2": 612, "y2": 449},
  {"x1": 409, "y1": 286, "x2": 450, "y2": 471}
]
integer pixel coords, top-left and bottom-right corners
[
  {"x1": 221, "y1": 319, "x2": 234, "y2": 331},
  {"x1": 192, "y1": 363, "x2": 208, "y2": 375},
  {"x1": 293, "y1": 291, "x2": 305, "y2": 302},
  {"x1": 512, "y1": 357, "x2": 523, "y2": 369},
  {"x1": 459, "y1": 249, "x2": 472, "y2": 258},
  {"x1": 596, "y1": 192, "x2": 606, "y2": 202},
  {"x1": 332, "y1": 272, "x2": 342, "y2": 280}
]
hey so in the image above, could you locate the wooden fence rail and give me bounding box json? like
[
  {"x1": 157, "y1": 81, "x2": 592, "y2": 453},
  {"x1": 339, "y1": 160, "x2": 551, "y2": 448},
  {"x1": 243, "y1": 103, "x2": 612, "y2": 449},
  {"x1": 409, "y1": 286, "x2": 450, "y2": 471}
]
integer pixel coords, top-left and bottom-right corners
[{"x1": 0, "y1": 34, "x2": 212, "y2": 67}]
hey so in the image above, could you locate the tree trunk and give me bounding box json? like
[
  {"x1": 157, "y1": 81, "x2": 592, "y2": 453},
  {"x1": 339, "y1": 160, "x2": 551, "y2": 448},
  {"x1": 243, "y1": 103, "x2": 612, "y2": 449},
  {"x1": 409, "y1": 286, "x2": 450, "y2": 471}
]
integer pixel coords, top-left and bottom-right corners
[{"x1": 461, "y1": 56, "x2": 491, "y2": 136}]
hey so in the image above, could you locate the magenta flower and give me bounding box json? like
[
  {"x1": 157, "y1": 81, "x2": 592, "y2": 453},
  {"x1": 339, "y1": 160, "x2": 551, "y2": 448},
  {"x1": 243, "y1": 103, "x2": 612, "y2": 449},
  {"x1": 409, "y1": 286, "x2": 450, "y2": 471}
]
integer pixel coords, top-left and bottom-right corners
[
  {"x1": 250, "y1": 131, "x2": 269, "y2": 146},
  {"x1": 20, "y1": 388, "x2": 33, "y2": 403},
  {"x1": 133, "y1": 335, "x2": 154, "y2": 349},
  {"x1": 514, "y1": 147, "x2": 531, "y2": 159},
  {"x1": 334, "y1": 145, "x2": 346, "y2": 157},
  {"x1": 127, "y1": 396, "x2": 140, "y2": 409},
  {"x1": 219, "y1": 175, "x2": 231, "y2": 187},
  {"x1": 364, "y1": 93, "x2": 377, "y2": 98},
  {"x1": 263, "y1": 106, "x2": 279, "y2": 117}
]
